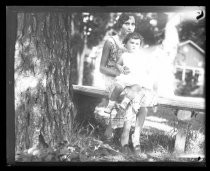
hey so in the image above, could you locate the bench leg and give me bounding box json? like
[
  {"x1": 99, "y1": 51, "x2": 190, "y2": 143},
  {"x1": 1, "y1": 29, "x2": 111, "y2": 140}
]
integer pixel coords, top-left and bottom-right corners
[
  {"x1": 174, "y1": 110, "x2": 192, "y2": 155},
  {"x1": 174, "y1": 123, "x2": 188, "y2": 154}
]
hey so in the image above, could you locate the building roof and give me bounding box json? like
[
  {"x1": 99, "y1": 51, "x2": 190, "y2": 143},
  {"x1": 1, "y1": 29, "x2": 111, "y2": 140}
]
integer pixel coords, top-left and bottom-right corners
[{"x1": 178, "y1": 40, "x2": 205, "y2": 54}]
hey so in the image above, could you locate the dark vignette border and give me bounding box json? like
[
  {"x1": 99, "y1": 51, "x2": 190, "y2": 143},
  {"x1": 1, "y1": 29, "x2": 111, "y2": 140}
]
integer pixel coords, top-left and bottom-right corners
[{"x1": 5, "y1": 5, "x2": 207, "y2": 167}]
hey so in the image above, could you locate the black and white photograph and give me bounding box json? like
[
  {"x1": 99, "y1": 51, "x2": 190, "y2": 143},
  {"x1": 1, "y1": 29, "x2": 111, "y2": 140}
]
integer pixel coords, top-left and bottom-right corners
[{"x1": 7, "y1": 6, "x2": 205, "y2": 165}]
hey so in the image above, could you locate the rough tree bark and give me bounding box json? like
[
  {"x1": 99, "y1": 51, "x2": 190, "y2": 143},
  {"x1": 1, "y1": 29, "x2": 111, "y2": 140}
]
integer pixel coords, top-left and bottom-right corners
[{"x1": 15, "y1": 12, "x2": 77, "y2": 153}]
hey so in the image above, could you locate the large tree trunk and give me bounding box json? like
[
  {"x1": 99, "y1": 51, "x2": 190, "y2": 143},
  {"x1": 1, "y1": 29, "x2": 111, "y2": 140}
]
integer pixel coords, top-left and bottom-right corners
[{"x1": 15, "y1": 12, "x2": 77, "y2": 153}]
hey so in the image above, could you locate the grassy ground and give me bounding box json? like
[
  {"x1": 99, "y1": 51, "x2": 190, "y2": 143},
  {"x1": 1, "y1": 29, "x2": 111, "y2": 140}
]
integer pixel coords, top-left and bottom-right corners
[
  {"x1": 16, "y1": 106, "x2": 205, "y2": 163},
  {"x1": 92, "y1": 106, "x2": 205, "y2": 162}
]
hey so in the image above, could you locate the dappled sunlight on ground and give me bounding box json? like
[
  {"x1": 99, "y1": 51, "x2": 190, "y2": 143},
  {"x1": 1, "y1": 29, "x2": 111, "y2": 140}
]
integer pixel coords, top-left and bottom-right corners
[
  {"x1": 94, "y1": 106, "x2": 178, "y2": 135},
  {"x1": 144, "y1": 116, "x2": 177, "y2": 134},
  {"x1": 146, "y1": 116, "x2": 168, "y2": 123},
  {"x1": 93, "y1": 105, "x2": 205, "y2": 162}
]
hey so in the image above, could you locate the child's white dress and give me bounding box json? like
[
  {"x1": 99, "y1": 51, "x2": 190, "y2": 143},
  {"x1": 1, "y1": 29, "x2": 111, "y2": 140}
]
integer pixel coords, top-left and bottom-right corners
[
  {"x1": 111, "y1": 50, "x2": 158, "y2": 129},
  {"x1": 116, "y1": 50, "x2": 153, "y2": 90}
]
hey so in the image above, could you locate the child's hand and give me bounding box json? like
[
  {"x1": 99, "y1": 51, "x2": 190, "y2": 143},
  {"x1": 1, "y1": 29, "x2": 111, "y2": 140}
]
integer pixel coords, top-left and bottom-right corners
[
  {"x1": 124, "y1": 87, "x2": 136, "y2": 100},
  {"x1": 123, "y1": 66, "x2": 130, "y2": 75},
  {"x1": 118, "y1": 65, "x2": 125, "y2": 74}
]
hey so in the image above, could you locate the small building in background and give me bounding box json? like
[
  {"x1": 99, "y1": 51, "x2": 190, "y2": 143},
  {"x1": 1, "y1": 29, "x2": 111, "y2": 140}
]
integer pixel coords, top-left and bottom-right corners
[{"x1": 174, "y1": 40, "x2": 205, "y2": 96}]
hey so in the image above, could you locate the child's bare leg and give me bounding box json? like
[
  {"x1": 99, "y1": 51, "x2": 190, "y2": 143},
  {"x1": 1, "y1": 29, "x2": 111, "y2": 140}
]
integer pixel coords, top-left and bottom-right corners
[
  {"x1": 120, "y1": 105, "x2": 133, "y2": 147},
  {"x1": 132, "y1": 107, "x2": 148, "y2": 153},
  {"x1": 104, "y1": 122, "x2": 113, "y2": 139},
  {"x1": 120, "y1": 85, "x2": 142, "y2": 110},
  {"x1": 120, "y1": 119, "x2": 132, "y2": 154},
  {"x1": 121, "y1": 120, "x2": 132, "y2": 147}
]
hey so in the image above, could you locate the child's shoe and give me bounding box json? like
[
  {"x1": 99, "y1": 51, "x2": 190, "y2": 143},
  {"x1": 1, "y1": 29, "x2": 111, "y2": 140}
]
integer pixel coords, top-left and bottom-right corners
[
  {"x1": 121, "y1": 144, "x2": 132, "y2": 155},
  {"x1": 133, "y1": 145, "x2": 141, "y2": 156},
  {"x1": 104, "y1": 100, "x2": 115, "y2": 114},
  {"x1": 115, "y1": 107, "x2": 126, "y2": 118},
  {"x1": 104, "y1": 106, "x2": 113, "y2": 114},
  {"x1": 119, "y1": 97, "x2": 131, "y2": 110}
]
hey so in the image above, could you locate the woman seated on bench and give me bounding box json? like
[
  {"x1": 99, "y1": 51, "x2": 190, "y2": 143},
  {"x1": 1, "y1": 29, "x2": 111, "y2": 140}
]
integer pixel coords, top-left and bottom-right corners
[{"x1": 100, "y1": 13, "x2": 157, "y2": 156}]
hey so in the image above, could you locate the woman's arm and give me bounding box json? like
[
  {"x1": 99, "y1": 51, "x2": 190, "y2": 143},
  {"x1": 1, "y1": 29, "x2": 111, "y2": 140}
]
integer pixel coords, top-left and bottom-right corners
[
  {"x1": 100, "y1": 40, "x2": 120, "y2": 77},
  {"x1": 116, "y1": 54, "x2": 130, "y2": 75},
  {"x1": 116, "y1": 56, "x2": 124, "y2": 74}
]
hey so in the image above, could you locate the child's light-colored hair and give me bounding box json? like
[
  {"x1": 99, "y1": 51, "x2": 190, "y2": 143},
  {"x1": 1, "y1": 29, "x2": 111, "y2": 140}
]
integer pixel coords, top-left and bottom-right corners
[{"x1": 123, "y1": 32, "x2": 144, "y2": 46}]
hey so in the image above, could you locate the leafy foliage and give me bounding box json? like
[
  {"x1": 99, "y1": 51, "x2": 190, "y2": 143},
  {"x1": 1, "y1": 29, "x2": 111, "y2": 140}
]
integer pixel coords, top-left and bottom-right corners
[
  {"x1": 178, "y1": 19, "x2": 205, "y2": 51},
  {"x1": 71, "y1": 13, "x2": 111, "y2": 51},
  {"x1": 135, "y1": 13, "x2": 168, "y2": 46}
]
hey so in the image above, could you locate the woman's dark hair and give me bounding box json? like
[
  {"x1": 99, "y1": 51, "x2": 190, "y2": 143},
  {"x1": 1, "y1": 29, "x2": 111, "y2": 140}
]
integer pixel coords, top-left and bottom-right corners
[
  {"x1": 123, "y1": 32, "x2": 144, "y2": 46},
  {"x1": 116, "y1": 13, "x2": 136, "y2": 30}
]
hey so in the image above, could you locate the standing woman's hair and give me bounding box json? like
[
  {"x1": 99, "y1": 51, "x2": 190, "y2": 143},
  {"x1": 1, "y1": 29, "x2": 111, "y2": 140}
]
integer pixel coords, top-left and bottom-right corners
[{"x1": 115, "y1": 13, "x2": 136, "y2": 30}]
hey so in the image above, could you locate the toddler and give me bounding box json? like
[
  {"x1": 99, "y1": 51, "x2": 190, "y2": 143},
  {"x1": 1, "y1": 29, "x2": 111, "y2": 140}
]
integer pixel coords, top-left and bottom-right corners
[{"x1": 105, "y1": 32, "x2": 155, "y2": 114}]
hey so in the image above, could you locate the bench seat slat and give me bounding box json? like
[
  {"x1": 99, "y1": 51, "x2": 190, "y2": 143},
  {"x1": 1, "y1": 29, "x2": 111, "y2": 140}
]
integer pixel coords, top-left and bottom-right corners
[{"x1": 73, "y1": 85, "x2": 205, "y2": 112}]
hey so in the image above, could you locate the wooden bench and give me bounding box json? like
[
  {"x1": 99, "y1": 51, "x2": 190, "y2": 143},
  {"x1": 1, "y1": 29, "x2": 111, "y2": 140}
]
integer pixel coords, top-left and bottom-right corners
[{"x1": 72, "y1": 84, "x2": 205, "y2": 155}]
